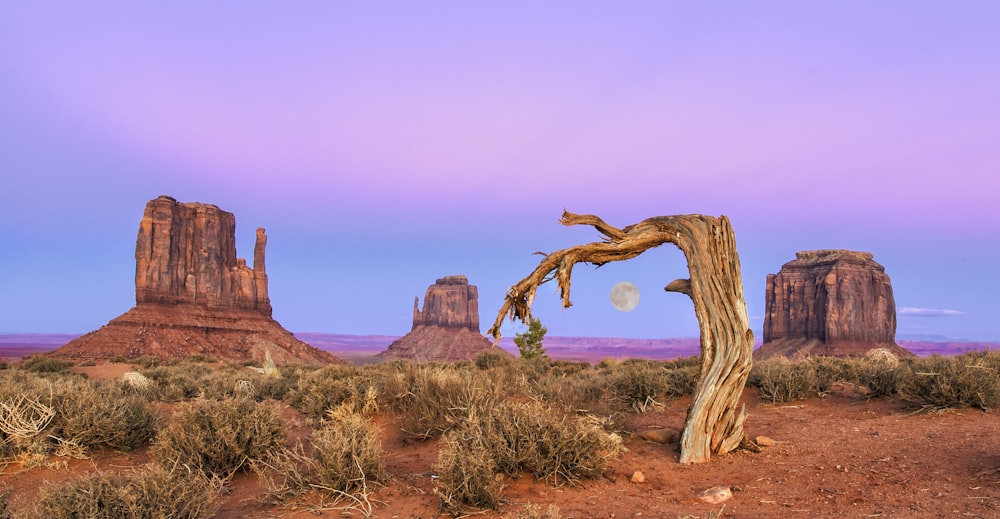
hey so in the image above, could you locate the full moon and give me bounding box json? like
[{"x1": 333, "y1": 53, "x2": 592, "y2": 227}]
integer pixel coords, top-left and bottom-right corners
[{"x1": 610, "y1": 281, "x2": 640, "y2": 312}]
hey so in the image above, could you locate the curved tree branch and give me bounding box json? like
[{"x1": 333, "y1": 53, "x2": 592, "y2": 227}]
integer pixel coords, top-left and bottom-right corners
[{"x1": 488, "y1": 211, "x2": 755, "y2": 464}]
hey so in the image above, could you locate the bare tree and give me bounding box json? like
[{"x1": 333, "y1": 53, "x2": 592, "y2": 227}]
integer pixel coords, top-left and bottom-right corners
[{"x1": 488, "y1": 211, "x2": 755, "y2": 463}]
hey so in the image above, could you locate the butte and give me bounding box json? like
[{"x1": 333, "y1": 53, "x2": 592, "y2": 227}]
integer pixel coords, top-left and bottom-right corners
[
  {"x1": 755, "y1": 249, "x2": 913, "y2": 359},
  {"x1": 51, "y1": 195, "x2": 339, "y2": 365},
  {"x1": 377, "y1": 275, "x2": 507, "y2": 362}
]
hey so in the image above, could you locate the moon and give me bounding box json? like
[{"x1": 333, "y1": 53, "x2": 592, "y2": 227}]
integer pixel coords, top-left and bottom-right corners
[{"x1": 610, "y1": 281, "x2": 640, "y2": 312}]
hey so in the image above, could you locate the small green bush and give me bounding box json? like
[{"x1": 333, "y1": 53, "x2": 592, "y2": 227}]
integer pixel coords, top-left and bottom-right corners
[
  {"x1": 152, "y1": 398, "x2": 286, "y2": 478},
  {"x1": 31, "y1": 464, "x2": 219, "y2": 519},
  {"x1": 20, "y1": 356, "x2": 74, "y2": 373},
  {"x1": 750, "y1": 359, "x2": 816, "y2": 403}
]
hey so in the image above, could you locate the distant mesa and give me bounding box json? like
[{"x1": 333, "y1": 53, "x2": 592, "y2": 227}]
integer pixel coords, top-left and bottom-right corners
[
  {"x1": 755, "y1": 249, "x2": 914, "y2": 360},
  {"x1": 377, "y1": 275, "x2": 507, "y2": 361},
  {"x1": 51, "y1": 195, "x2": 340, "y2": 365}
]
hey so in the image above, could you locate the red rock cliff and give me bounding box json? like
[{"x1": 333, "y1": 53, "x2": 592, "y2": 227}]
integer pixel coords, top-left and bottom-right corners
[
  {"x1": 135, "y1": 195, "x2": 271, "y2": 315},
  {"x1": 52, "y1": 195, "x2": 337, "y2": 365},
  {"x1": 379, "y1": 275, "x2": 503, "y2": 361},
  {"x1": 757, "y1": 250, "x2": 911, "y2": 359},
  {"x1": 412, "y1": 275, "x2": 480, "y2": 331}
]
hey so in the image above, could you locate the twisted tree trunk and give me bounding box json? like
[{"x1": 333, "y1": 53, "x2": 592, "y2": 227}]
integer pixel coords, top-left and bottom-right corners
[{"x1": 488, "y1": 211, "x2": 755, "y2": 463}]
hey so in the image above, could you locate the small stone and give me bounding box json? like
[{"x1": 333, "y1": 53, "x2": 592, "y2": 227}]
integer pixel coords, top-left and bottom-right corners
[
  {"x1": 756, "y1": 435, "x2": 776, "y2": 447},
  {"x1": 696, "y1": 485, "x2": 732, "y2": 504},
  {"x1": 640, "y1": 428, "x2": 677, "y2": 444},
  {"x1": 630, "y1": 471, "x2": 645, "y2": 483}
]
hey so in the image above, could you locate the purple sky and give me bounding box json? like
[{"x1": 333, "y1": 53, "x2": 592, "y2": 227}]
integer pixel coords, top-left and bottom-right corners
[{"x1": 1, "y1": 2, "x2": 998, "y2": 341}]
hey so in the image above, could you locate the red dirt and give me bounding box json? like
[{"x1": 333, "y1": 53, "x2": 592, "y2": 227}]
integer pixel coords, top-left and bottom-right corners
[{"x1": 4, "y1": 365, "x2": 1000, "y2": 518}]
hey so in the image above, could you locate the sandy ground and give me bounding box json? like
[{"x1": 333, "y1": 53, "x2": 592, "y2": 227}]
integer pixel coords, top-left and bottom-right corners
[{"x1": 3, "y1": 365, "x2": 1000, "y2": 518}]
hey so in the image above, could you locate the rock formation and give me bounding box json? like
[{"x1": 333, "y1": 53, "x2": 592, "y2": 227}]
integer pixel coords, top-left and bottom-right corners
[
  {"x1": 755, "y1": 249, "x2": 912, "y2": 359},
  {"x1": 52, "y1": 195, "x2": 339, "y2": 365},
  {"x1": 378, "y1": 275, "x2": 505, "y2": 361}
]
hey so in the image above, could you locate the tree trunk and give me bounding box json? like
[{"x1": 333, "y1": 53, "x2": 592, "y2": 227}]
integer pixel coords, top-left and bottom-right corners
[{"x1": 488, "y1": 211, "x2": 755, "y2": 464}]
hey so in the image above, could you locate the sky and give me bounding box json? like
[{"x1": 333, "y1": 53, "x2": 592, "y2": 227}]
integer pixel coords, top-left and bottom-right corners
[{"x1": 1, "y1": 2, "x2": 998, "y2": 342}]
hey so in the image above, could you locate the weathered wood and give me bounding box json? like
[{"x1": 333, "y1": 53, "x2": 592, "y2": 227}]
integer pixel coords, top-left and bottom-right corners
[{"x1": 488, "y1": 211, "x2": 754, "y2": 463}]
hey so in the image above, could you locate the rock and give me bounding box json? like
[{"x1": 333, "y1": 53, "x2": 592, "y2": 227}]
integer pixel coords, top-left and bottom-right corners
[
  {"x1": 755, "y1": 435, "x2": 776, "y2": 447},
  {"x1": 378, "y1": 275, "x2": 507, "y2": 361},
  {"x1": 52, "y1": 196, "x2": 339, "y2": 366},
  {"x1": 639, "y1": 428, "x2": 677, "y2": 444},
  {"x1": 135, "y1": 195, "x2": 271, "y2": 315},
  {"x1": 412, "y1": 275, "x2": 480, "y2": 330},
  {"x1": 696, "y1": 485, "x2": 732, "y2": 504},
  {"x1": 756, "y1": 250, "x2": 913, "y2": 359},
  {"x1": 630, "y1": 471, "x2": 645, "y2": 483}
]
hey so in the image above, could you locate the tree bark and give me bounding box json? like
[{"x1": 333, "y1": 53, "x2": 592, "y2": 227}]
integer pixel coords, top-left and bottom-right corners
[{"x1": 488, "y1": 211, "x2": 755, "y2": 463}]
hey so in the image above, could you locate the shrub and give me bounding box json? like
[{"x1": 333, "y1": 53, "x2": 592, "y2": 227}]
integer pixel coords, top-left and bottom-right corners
[
  {"x1": 19, "y1": 356, "x2": 74, "y2": 373},
  {"x1": 435, "y1": 421, "x2": 504, "y2": 513},
  {"x1": 152, "y1": 398, "x2": 286, "y2": 478},
  {"x1": 475, "y1": 350, "x2": 513, "y2": 370},
  {"x1": 285, "y1": 365, "x2": 375, "y2": 420},
  {"x1": 514, "y1": 318, "x2": 549, "y2": 362},
  {"x1": 805, "y1": 356, "x2": 856, "y2": 395},
  {"x1": 394, "y1": 365, "x2": 500, "y2": 440},
  {"x1": 310, "y1": 406, "x2": 385, "y2": 497},
  {"x1": 49, "y1": 379, "x2": 157, "y2": 453},
  {"x1": 750, "y1": 359, "x2": 816, "y2": 403},
  {"x1": 664, "y1": 365, "x2": 699, "y2": 397},
  {"x1": 608, "y1": 360, "x2": 669, "y2": 412},
  {"x1": 31, "y1": 464, "x2": 219, "y2": 519},
  {"x1": 140, "y1": 363, "x2": 212, "y2": 401},
  {"x1": 898, "y1": 354, "x2": 1000, "y2": 411},
  {"x1": 856, "y1": 349, "x2": 904, "y2": 398},
  {"x1": 434, "y1": 401, "x2": 623, "y2": 513}
]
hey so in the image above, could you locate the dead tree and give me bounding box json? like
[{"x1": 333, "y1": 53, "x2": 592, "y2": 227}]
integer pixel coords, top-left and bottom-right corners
[{"x1": 488, "y1": 211, "x2": 755, "y2": 464}]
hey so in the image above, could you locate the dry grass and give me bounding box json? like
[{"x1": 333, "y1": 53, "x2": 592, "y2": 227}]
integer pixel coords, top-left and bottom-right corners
[
  {"x1": 434, "y1": 400, "x2": 624, "y2": 513},
  {"x1": 152, "y1": 397, "x2": 286, "y2": 478},
  {"x1": 898, "y1": 353, "x2": 1000, "y2": 411},
  {"x1": 749, "y1": 359, "x2": 817, "y2": 403},
  {"x1": 30, "y1": 464, "x2": 220, "y2": 519}
]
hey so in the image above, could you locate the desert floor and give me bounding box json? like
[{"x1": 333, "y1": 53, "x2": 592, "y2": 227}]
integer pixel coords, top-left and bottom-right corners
[{"x1": 3, "y1": 363, "x2": 1000, "y2": 518}]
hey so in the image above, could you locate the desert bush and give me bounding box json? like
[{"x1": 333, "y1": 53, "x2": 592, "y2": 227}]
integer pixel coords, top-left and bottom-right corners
[
  {"x1": 897, "y1": 354, "x2": 1000, "y2": 411},
  {"x1": 310, "y1": 405, "x2": 385, "y2": 497},
  {"x1": 664, "y1": 365, "x2": 699, "y2": 397},
  {"x1": 749, "y1": 359, "x2": 816, "y2": 403},
  {"x1": 435, "y1": 418, "x2": 505, "y2": 513},
  {"x1": 31, "y1": 464, "x2": 219, "y2": 519},
  {"x1": 49, "y1": 379, "x2": 157, "y2": 453},
  {"x1": 805, "y1": 356, "x2": 856, "y2": 395},
  {"x1": 139, "y1": 362, "x2": 212, "y2": 401},
  {"x1": 285, "y1": 364, "x2": 376, "y2": 420},
  {"x1": 19, "y1": 356, "x2": 74, "y2": 373},
  {"x1": 152, "y1": 397, "x2": 285, "y2": 478},
  {"x1": 393, "y1": 365, "x2": 501, "y2": 440},
  {"x1": 856, "y1": 349, "x2": 904, "y2": 398},
  {"x1": 608, "y1": 360, "x2": 670, "y2": 412},
  {"x1": 475, "y1": 350, "x2": 513, "y2": 370},
  {"x1": 435, "y1": 401, "x2": 623, "y2": 513}
]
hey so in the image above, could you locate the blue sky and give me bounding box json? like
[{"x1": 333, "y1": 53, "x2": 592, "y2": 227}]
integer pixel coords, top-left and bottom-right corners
[{"x1": 1, "y1": 2, "x2": 998, "y2": 341}]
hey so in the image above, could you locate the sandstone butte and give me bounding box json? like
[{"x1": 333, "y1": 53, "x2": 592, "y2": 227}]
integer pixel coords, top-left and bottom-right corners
[
  {"x1": 51, "y1": 195, "x2": 340, "y2": 366},
  {"x1": 377, "y1": 275, "x2": 507, "y2": 361},
  {"x1": 755, "y1": 249, "x2": 913, "y2": 360}
]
